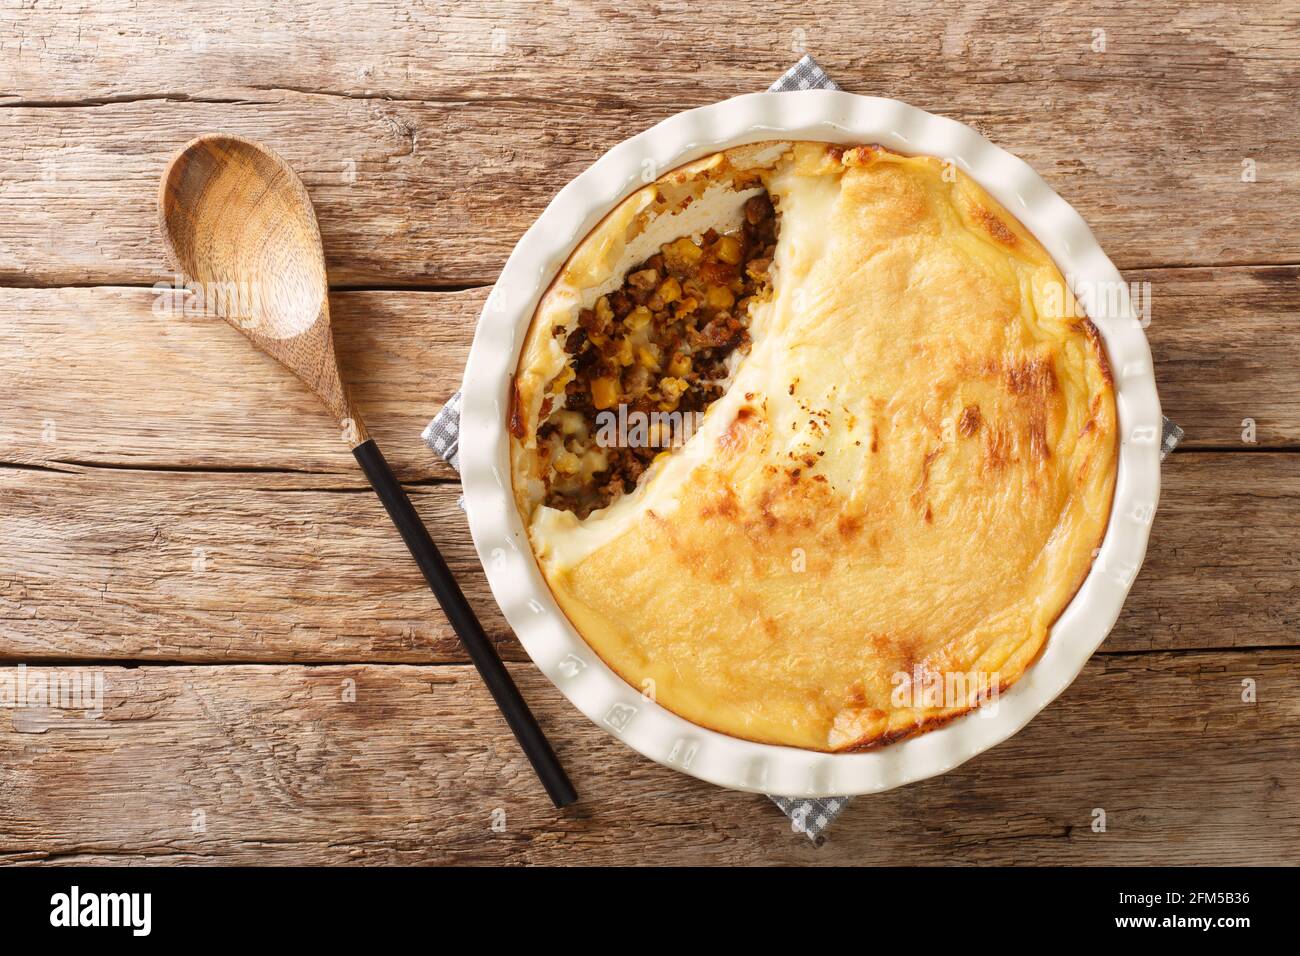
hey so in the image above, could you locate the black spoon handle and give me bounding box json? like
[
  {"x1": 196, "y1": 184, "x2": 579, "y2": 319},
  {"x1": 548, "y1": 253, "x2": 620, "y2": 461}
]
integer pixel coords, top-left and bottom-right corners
[{"x1": 352, "y1": 438, "x2": 577, "y2": 808}]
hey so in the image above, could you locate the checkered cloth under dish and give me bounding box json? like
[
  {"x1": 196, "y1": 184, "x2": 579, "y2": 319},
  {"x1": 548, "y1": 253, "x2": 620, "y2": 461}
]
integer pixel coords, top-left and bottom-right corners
[{"x1": 421, "y1": 55, "x2": 1184, "y2": 844}]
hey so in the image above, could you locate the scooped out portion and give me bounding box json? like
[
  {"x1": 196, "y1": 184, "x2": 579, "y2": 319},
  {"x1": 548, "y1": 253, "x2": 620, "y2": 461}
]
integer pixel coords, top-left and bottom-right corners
[
  {"x1": 510, "y1": 142, "x2": 1118, "y2": 752},
  {"x1": 536, "y1": 193, "x2": 778, "y2": 518}
]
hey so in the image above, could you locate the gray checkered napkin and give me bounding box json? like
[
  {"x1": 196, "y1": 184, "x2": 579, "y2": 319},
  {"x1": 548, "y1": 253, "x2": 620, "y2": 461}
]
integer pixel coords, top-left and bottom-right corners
[{"x1": 421, "y1": 56, "x2": 1184, "y2": 844}]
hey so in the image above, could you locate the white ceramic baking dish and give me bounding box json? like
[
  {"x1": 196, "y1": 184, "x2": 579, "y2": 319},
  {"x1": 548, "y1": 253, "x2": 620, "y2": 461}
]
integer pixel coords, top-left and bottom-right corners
[{"x1": 457, "y1": 90, "x2": 1162, "y2": 797}]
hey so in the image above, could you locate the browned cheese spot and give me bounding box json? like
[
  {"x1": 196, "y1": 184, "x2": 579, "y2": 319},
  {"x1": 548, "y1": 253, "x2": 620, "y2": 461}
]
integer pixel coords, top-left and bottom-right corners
[
  {"x1": 508, "y1": 378, "x2": 526, "y2": 439},
  {"x1": 699, "y1": 486, "x2": 740, "y2": 521},
  {"x1": 975, "y1": 205, "x2": 1018, "y2": 247},
  {"x1": 1028, "y1": 413, "x2": 1052, "y2": 463},
  {"x1": 1079, "y1": 318, "x2": 1114, "y2": 386},
  {"x1": 1005, "y1": 355, "x2": 1058, "y2": 397},
  {"x1": 984, "y1": 424, "x2": 1014, "y2": 471},
  {"x1": 841, "y1": 145, "x2": 883, "y2": 167},
  {"x1": 1079, "y1": 394, "x2": 1103, "y2": 438},
  {"x1": 846, "y1": 681, "x2": 869, "y2": 707},
  {"x1": 912, "y1": 448, "x2": 943, "y2": 508},
  {"x1": 1005, "y1": 356, "x2": 1057, "y2": 465},
  {"x1": 718, "y1": 406, "x2": 761, "y2": 454}
]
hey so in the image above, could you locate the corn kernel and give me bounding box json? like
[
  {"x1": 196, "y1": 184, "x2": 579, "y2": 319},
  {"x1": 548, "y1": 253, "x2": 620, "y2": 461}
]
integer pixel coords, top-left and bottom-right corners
[
  {"x1": 615, "y1": 338, "x2": 634, "y2": 366},
  {"x1": 705, "y1": 285, "x2": 735, "y2": 310},
  {"x1": 551, "y1": 366, "x2": 575, "y2": 390},
  {"x1": 595, "y1": 296, "x2": 613, "y2": 324},
  {"x1": 713, "y1": 234, "x2": 743, "y2": 264},
  {"x1": 637, "y1": 344, "x2": 662, "y2": 370},
  {"x1": 626, "y1": 305, "x2": 653, "y2": 330},
  {"x1": 657, "y1": 276, "x2": 682, "y2": 304},
  {"x1": 628, "y1": 268, "x2": 659, "y2": 289},
  {"x1": 660, "y1": 376, "x2": 688, "y2": 399},
  {"x1": 672, "y1": 296, "x2": 698, "y2": 318},
  {"x1": 664, "y1": 236, "x2": 704, "y2": 268},
  {"x1": 591, "y1": 376, "x2": 620, "y2": 410},
  {"x1": 667, "y1": 352, "x2": 692, "y2": 377},
  {"x1": 554, "y1": 449, "x2": 581, "y2": 475}
]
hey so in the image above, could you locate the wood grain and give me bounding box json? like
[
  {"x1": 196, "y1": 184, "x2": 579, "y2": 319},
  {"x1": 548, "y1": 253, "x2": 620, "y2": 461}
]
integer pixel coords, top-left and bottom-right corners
[
  {"x1": 1148, "y1": 265, "x2": 1300, "y2": 447},
  {"x1": 1, "y1": 270, "x2": 1296, "y2": 489},
  {"x1": 0, "y1": 286, "x2": 471, "y2": 480},
  {"x1": 2, "y1": 2, "x2": 1298, "y2": 286},
  {"x1": 0, "y1": 652, "x2": 1294, "y2": 865},
  {"x1": 2, "y1": 0, "x2": 1297, "y2": 866},
  {"x1": 1, "y1": 455, "x2": 1295, "y2": 663}
]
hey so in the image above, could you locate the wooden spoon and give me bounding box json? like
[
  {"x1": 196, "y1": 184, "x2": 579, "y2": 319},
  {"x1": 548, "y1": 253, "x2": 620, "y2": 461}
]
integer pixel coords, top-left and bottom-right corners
[{"x1": 159, "y1": 134, "x2": 576, "y2": 808}]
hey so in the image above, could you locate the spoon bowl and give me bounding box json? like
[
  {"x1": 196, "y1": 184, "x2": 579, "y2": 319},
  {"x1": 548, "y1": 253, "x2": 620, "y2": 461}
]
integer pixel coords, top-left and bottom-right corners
[{"x1": 159, "y1": 134, "x2": 361, "y2": 439}]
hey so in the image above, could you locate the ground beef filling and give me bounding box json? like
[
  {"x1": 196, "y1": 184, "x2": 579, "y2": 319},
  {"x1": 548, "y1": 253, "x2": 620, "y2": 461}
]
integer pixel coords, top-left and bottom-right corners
[{"x1": 536, "y1": 192, "x2": 778, "y2": 518}]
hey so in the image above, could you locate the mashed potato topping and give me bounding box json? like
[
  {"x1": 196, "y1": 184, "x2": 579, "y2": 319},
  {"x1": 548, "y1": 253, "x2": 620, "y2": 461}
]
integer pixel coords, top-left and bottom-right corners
[{"x1": 510, "y1": 142, "x2": 1117, "y2": 751}]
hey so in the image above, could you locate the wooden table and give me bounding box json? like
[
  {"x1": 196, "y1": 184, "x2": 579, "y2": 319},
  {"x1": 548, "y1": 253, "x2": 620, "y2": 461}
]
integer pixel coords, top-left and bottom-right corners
[{"x1": 1, "y1": 1, "x2": 1296, "y2": 866}]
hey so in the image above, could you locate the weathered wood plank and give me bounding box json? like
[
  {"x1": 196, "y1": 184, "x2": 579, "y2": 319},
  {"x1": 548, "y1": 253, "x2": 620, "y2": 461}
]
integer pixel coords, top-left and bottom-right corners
[
  {"x1": 1148, "y1": 265, "x2": 1300, "y2": 448},
  {"x1": 1, "y1": 455, "x2": 1295, "y2": 662},
  {"x1": 2, "y1": 0, "x2": 1293, "y2": 870},
  {"x1": 1, "y1": 2, "x2": 1298, "y2": 285},
  {"x1": 0, "y1": 0, "x2": 1294, "y2": 868},
  {"x1": 7, "y1": 1, "x2": 1300, "y2": 107},
  {"x1": 0, "y1": 652, "x2": 1294, "y2": 865},
  {"x1": 1, "y1": 269, "x2": 1296, "y2": 490},
  {"x1": 0, "y1": 286, "x2": 471, "y2": 480},
  {"x1": 7, "y1": 0, "x2": 1295, "y2": 105}
]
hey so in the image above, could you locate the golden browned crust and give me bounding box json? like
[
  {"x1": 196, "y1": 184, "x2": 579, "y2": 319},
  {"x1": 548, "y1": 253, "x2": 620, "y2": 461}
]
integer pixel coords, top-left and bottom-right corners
[{"x1": 510, "y1": 142, "x2": 1118, "y2": 752}]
